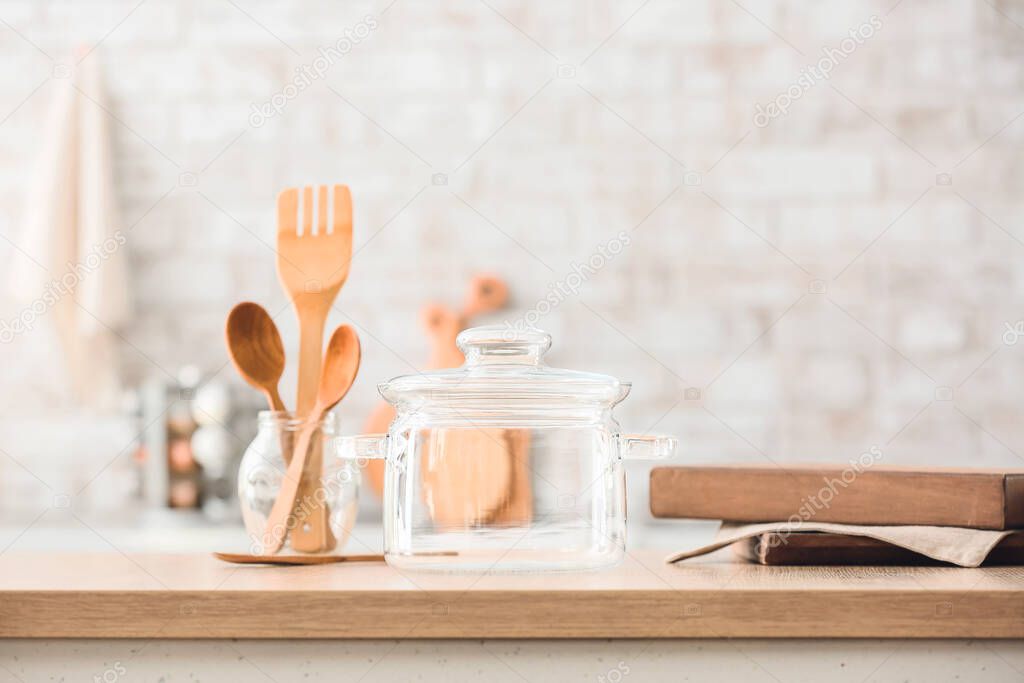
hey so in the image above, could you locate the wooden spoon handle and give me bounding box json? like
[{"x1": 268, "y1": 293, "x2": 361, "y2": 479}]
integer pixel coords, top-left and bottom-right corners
[
  {"x1": 290, "y1": 437, "x2": 337, "y2": 552},
  {"x1": 261, "y1": 416, "x2": 319, "y2": 554},
  {"x1": 264, "y1": 387, "x2": 286, "y2": 413},
  {"x1": 293, "y1": 306, "x2": 331, "y2": 551},
  {"x1": 295, "y1": 307, "x2": 327, "y2": 415}
]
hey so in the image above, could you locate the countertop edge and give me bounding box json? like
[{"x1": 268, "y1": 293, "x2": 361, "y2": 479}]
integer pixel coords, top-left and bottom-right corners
[{"x1": 3, "y1": 588, "x2": 1022, "y2": 639}]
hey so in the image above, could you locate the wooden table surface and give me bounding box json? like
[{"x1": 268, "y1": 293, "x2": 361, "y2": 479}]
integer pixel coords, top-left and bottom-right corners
[{"x1": 1, "y1": 551, "x2": 1021, "y2": 639}]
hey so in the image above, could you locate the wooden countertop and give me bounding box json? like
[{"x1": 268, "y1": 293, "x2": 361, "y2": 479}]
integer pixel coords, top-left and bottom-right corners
[{"x1": 1, "y1": 551, "x2": 1021, "y2": 639}]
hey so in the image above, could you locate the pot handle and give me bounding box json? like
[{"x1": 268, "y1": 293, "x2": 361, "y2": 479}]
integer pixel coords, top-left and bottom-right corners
[
  {"x1": 618, "y1": 434, "x2": 677, "y2": 460},
  {"x1": 336, "y1": 433, "x2": 388, "y2": 461}
]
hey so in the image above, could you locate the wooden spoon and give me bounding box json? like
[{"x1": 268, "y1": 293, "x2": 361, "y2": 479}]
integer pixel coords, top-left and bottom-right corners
[
  {"x1": 225, "y1": 302, "x2": 296, "y2": 476},
  {"x1": 225, "y1": 302, "x2": 286, "y2": 412},
  {"x1": 261, "y1": 325, "x2": 361, "y2": 555}
]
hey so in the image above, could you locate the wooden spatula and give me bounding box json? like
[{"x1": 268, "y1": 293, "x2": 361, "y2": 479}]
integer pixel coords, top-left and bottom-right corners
[
  {"x1": 276, "y1": 184, "x2": 353, "y2": 552},
  {"x1": 262, "y1": 325, "x2": 360, "y2": 555}
]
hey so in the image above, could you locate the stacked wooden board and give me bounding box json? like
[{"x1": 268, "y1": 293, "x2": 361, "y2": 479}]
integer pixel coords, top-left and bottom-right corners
[{"x1": 650, "y1": 465, "x2": 1024, "y2": 565}]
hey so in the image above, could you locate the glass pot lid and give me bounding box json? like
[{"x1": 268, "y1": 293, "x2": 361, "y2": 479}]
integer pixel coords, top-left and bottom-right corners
[{"x1": 378, "y1": 326, "x2": 630, "y2": 411}]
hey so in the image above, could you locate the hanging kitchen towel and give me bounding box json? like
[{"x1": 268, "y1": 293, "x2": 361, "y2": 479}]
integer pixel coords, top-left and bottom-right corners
[
  {"x1": 7, "y1": 52, "x2": 130, "y2": 407},
  {"x1": 665, "y1": 521, "x2": 1019, "y2": 568}
]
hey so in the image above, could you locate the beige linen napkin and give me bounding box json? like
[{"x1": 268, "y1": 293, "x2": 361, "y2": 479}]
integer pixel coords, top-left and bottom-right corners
[{"x1": 665, "y1": 521, "x2": 1019, "y2": 568}]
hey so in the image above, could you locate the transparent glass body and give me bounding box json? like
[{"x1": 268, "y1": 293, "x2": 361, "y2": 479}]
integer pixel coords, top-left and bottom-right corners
[
  {"x1": 382, "y1": 421, "x2": 627, "y2": 572},
  {"x1": 238, "y1": 411, "x2": 359, "y2": 554},
  {"x1": 335, "y1": 326, "x2": 675, "y2": 573}
]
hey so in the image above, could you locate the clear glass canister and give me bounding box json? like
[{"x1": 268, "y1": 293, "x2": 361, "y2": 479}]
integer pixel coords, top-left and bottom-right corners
[
  {"x1": 335, "y1": 326, "x2": 676, "y2": 573},
  {"x1": 238, "y1": 411, "x2": 359, "y2": 554}
]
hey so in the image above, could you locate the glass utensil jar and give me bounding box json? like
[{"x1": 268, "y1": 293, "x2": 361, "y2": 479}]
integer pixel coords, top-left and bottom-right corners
[
  {"x1": 238, "y1": 411, "x2": 359, "y2": 554},
  {"x1": 336, "y1": 326, "x2": 675, "y2": 573}
]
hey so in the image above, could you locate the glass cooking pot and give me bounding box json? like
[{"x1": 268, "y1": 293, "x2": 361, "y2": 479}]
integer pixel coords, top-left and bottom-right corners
[{"x1": 335, "y1": 326, "x2": 676, "y2": 573}]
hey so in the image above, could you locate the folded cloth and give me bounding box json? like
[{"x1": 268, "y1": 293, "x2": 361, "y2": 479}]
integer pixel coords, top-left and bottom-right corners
[{"x1": 665, "y1": 521, "x2": 1020, "y2": 568}]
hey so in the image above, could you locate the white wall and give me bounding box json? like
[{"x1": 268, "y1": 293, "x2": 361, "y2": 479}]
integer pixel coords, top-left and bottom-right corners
[{"x1": 1, "y1": 0, "x2": 1023, "y2": 522}]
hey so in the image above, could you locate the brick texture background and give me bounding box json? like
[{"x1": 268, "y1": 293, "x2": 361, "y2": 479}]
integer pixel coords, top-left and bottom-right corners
[{"x1": 1, "y1": 0, "x2": 1023, "y2": 523}]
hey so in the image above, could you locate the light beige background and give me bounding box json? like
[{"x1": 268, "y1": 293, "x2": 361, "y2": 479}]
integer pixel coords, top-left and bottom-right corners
[{"x1": 0, "y1": 0, "x2": 1022, "y2": 522}]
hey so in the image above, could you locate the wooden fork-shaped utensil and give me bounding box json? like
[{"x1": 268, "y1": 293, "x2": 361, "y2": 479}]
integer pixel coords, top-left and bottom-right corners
[{"x1": 277, "y1": 184, "x2": 353, "y2": 552}]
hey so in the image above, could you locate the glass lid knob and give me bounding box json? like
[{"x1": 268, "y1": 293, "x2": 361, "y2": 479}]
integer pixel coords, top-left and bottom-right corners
[{"x1": 456, "y1": 325, "x2": 552, "y2": 366}]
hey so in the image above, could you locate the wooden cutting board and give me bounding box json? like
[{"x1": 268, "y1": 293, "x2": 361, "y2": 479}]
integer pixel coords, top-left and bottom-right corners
[
  {"x1": 492, "y1": 428, "x2": 533, "y2": 525},
  {"x1": 363, "y1": 275, "x2": 531, "y2": 526},
  {"x1": 362, "y1": 275, "x2": 507, "y2": 495},
  {"x1": 650, "y1": 464, "x2": 1024, "y2": 530},
  {"x1": 422, "y1": 428, "x2": 513, "y2": 526}
]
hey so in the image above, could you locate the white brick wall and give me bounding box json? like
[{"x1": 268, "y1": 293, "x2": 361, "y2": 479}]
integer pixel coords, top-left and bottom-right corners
[{"x1": 1, "y1": 0, "x2": 1023, "y2": 521}]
